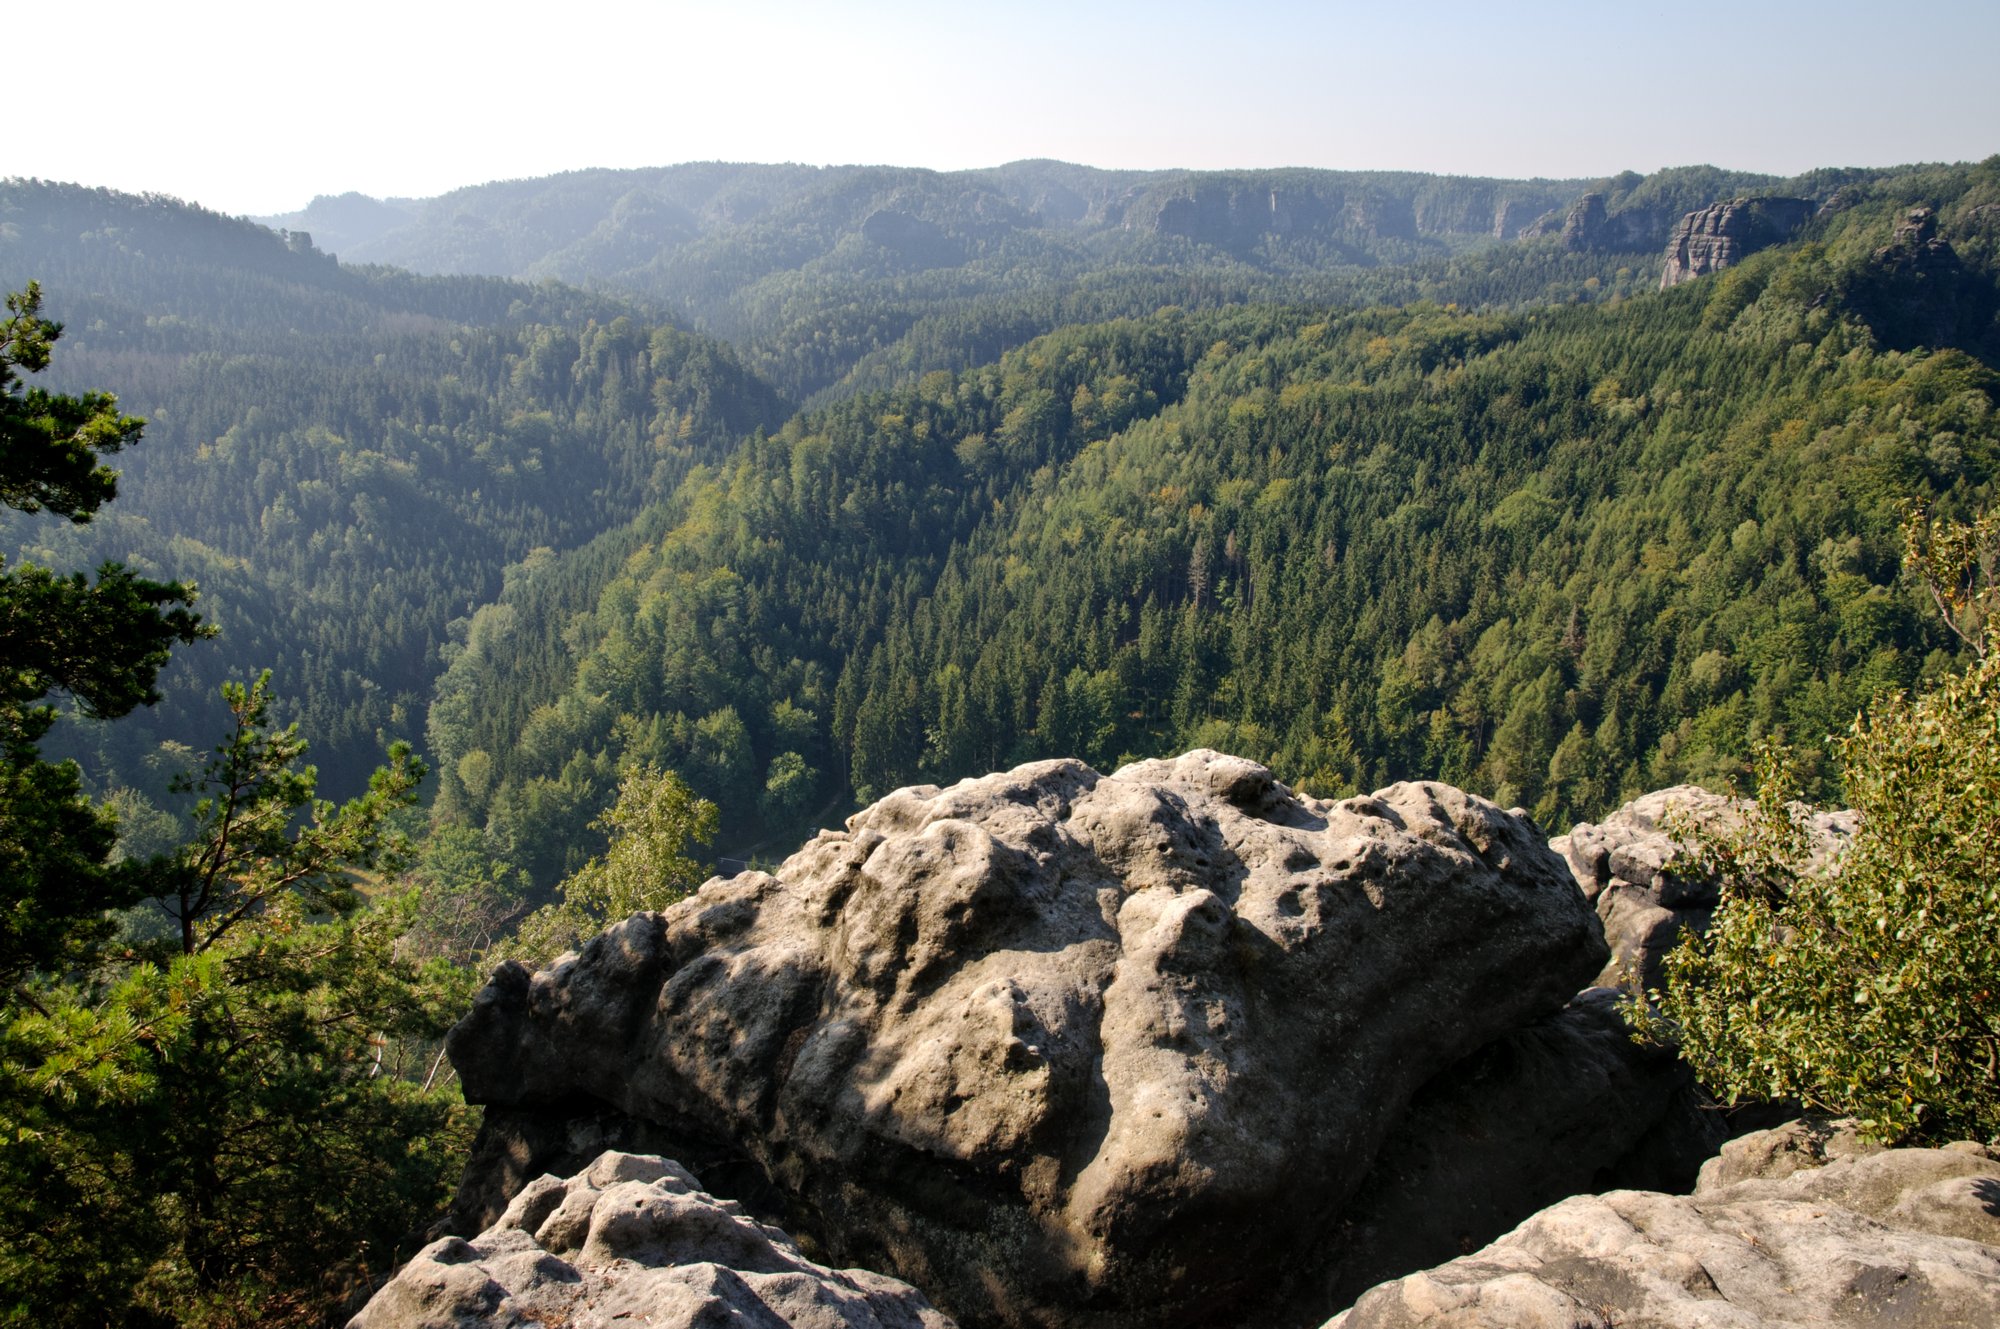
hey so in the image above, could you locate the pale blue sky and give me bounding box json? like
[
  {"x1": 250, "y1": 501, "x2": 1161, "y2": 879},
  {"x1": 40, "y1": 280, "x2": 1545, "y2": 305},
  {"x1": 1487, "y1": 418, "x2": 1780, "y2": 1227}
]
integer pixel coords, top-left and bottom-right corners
[{"x1": 20, "y1": 0, "x2": 1999, "y2": 216}]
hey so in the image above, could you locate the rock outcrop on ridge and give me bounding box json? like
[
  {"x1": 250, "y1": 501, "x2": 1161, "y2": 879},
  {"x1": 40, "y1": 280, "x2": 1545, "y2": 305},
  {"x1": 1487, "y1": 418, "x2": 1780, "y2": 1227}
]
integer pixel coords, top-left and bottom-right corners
[
  {"x1": 1847, "y1": 204, "x2": 2000, "y2": 355},
  {"x1": 352, "y1": 1151, "x2": 954, "y2": 1329},
  {"x1": 1552, "y1": 785, "x2": 1855, "y2": 993},
  {"x1": 1521, "y1": 192, "x2": 1673, "y2": 253},
  {"x1": 1658, "y1": 196, "x2": 1815, "y2": 288},
  {"x1": 1325, "y1": 1119, "x2": 2000, "y2": 1328},
  {"x1": 445, "y1": 752, "x2": 1631, "y2": 1329}
]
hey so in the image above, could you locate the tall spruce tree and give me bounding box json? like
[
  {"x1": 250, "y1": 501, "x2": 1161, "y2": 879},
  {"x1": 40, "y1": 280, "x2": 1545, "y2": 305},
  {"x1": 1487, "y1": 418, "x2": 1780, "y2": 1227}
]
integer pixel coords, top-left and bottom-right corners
[{"x1": 0, "y1": 282, "x2": 207, "y2": 987}]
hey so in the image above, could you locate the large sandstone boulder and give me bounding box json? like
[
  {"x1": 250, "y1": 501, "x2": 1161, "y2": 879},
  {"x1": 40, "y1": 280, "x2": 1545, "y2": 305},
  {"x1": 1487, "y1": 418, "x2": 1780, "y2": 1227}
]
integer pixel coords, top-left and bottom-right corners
[
  {"x1": 352, "y1": 1151, "x2": 953, "y2": 1329},
  {"x1": 1552, "y1": 785, "x2": 1855, "y2": 993},
  {"x1": 446, "y1": 753, "x2": 1613, "y2": 1329},
  {"x1": 1325, "y1": 1121, "x2": 2000, "y2": 1328}
]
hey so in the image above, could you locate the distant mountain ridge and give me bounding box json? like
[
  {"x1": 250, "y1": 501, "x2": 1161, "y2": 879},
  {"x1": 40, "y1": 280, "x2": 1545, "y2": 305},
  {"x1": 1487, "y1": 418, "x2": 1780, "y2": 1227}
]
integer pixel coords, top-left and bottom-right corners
[
  {"x1": 256, "y1": 160, "x2": 1857, "y2": 402},
  {"x1": 6, "y1": 157, "x2": 1992, "y2": 837},
  {"x1": 261, "y1": 160, "x2": 1771, "y2": 277},
  {"x1": 421, "y1": 157, "x2": 2000, "y2": 877},
  {"x1": 0, "y1": 177, "x2": 787, "y2": 797}
]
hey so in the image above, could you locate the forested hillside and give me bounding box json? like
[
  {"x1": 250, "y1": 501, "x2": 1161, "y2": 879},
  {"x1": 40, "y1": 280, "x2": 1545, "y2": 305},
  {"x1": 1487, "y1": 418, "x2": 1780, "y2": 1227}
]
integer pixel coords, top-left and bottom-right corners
[
  {"x1": 429, "y1": 161, "x2": 2000, "y2": 880},
  {"x1": 4, "y1": 148, "x2": 1998, "y2": 1326},
  {"x1": 0, "y1": 181, "x2": 790, "y2": 797},
  {"x1": 6, "y1": 160, "x2": 1994, "y2": 884},
  {"x1": 0, "y1": 163, "x2": 1809, "y2": 811}
]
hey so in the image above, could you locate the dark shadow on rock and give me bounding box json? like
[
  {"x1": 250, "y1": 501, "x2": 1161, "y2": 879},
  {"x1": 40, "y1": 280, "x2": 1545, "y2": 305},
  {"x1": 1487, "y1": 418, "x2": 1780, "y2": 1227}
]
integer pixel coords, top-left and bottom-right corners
[{"x1": 1315, "y1": 987, "x2": 1725, "y2": 1312}]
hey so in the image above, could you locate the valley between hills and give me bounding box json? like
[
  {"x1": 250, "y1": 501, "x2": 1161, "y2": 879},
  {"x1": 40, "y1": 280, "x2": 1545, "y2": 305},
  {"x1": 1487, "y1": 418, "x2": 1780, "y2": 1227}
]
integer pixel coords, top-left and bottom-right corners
[{"x1": 0, "y1": 155, "x2": 1996, "y2": 1327}]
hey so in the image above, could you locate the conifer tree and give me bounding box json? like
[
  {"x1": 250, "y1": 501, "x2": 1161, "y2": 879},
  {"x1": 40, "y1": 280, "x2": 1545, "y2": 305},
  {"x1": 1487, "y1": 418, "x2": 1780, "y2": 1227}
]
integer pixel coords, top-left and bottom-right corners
[{"x1": 0, "y1": 282, "x2": 207, "y2": 987}]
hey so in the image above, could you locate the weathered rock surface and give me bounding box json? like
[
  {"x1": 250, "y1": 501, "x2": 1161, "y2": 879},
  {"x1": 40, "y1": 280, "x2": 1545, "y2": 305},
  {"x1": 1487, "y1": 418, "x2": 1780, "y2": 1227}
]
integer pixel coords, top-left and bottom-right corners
[
  {"x1": 1552, "y1": 785, "x2": 1855, "y2": 993},
  {"x1": 1325, "y1": 1121, "x2": 2000, "y2": 1328},
  {"x1": 1659, "y1": 196, "x2": 1815, "y2": 288},
  {"x1": 352, "y1": 1151, "x2": 954, "y2": 1329},
  {"x1": 1696, "y1": 1114, "x2": 1888, "y2": 1190},
  {"x1": 1847, "y1": 205, "x2": 2000, "y2": 354},
  {"x1": 447, "y1": 752, "x2": 1615, "y2": 1329}
]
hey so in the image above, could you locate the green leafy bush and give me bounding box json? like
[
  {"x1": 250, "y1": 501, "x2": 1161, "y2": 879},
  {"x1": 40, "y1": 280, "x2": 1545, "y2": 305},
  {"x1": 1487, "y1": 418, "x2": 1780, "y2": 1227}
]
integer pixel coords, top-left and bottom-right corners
[{"x1": 1642, "y1": 628, "x2": 2000, "y2": 1142}]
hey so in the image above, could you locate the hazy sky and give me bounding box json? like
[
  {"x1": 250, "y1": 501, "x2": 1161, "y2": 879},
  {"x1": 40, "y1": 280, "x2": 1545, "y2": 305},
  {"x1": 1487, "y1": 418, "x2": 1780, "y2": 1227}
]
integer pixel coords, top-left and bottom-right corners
[{"x1": 19, "y1": 0, "x2": 1999, "y2": 217}]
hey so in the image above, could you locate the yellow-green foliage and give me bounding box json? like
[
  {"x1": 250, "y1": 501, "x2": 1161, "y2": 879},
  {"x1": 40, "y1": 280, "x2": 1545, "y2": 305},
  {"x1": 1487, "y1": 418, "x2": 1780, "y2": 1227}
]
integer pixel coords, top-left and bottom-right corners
[{"x1": 509, "y1": 764, "x2": 717, "y2": 964}]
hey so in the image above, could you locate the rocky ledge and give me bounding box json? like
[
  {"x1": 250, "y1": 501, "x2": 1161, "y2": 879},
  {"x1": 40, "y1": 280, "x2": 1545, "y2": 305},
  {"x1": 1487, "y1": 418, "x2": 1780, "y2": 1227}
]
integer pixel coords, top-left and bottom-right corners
[
  {"x1": 1328, "y1": 1118, "x2": 2000, "y2": 1328},
  {"x1": 353, "y1": 1151, "x2": 953, "y2": 1329},
  {"x1": 438, "y1": 753, "x2": 1723, "y2": 1329},
  {"x1": 1553, "y1": 785, "x2": 1854, "y2": 993}
]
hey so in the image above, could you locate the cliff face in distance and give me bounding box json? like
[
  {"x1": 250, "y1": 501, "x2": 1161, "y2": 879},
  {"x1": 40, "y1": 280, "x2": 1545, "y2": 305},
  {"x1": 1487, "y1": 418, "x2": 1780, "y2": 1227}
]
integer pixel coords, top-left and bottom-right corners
[
  {"x1": 1659, "y1": 196, "x2": 1817, "y2": 288},
  {"x1": 259, "y1": 162, "x2": 1591, "y2": 273}
]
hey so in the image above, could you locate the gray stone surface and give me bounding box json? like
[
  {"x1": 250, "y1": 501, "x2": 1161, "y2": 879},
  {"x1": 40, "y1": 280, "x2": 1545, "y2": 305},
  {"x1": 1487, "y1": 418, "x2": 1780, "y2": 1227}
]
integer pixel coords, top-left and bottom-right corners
[
  {"x1": 1551, "y1": 785, "x2": 1854, "y2": 993},
  {"x1": 1521, "y1": 191, "x2": 1674, "y2": 252},
  {"x1": 352, "y1": 1151, "x2": 954, "y2": 1329},
  {"x1": 1327, "y1": 1122, "x2": 2000, "y2": 1329},
  {"x1": 1659, "y1": 196, "x2": 1816, "y2": 288},
  {"x1": 1696, "y1": 1114, "x2": 1888, "y2": 1190},
  {"x1": 446, "y1": 752, "x2": 1611, "y2": 1329},
  {"x1": 1314, "y1": 987, "x2": 1726, "y2": 1310}
]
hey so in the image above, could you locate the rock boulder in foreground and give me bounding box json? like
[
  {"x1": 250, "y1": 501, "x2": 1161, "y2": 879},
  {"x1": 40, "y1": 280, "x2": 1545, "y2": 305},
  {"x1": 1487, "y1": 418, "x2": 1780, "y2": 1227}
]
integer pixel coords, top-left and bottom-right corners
[
  {"x1": 1327, "y1": 1120, "x2": 2000, "y2": 1329},
  {"x1": 351, "y1": 1151, "x2": 953, "y2": 1329},
  {"x1": 445, "y1": 753, "x2": 1620, "y2": 1327}
]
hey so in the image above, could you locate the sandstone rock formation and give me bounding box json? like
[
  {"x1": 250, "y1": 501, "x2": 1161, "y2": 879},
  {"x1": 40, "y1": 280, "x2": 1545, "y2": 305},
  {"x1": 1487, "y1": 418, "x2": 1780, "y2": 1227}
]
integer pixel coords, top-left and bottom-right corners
[
  {"x1": 446, "y1": 753, "x2": 1619, "y2": 1329},
  {"x1": 1325, "y1": 1121, "x2": 2000, "y2": 1328},
  {"x1": 1521, "y1": 192, "x2": 1670, "y2": 252},
  {"x1": 352, "y1": 1151, "x2": 954, "y2": 1329},
  {"x1": 1847, "y1": 205, "x2": 2000, "y2": 354},
  {"x1": 1488, "y1": 197, "x2": 1539, "y2": 240},
  {"x1": 1659, "y1": 196, "x2": 1815, "y2": 288},
  {"x1": 1694, "y1": 1114, "x2": 1886, "y2": 1190},
  {"x1": 1552, "y1": 785, "x2": 1854, "y2": 993}
]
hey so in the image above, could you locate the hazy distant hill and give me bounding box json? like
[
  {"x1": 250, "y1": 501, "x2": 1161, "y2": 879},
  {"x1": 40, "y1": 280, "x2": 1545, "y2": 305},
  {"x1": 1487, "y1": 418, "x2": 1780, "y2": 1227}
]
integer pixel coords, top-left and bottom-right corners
[
  {"x1": 261, "y1": 161, "x2": 1765, "y2": 277},
  {"x1": 260, "y1": 161, "x2": 1814, "y2": 402},
  {"x1": 259, "y1": 161, "x2": 1614, "y2": 289},
  {"x1": 0, "y1": 178, "x2": 651, "y2": 357},
  {"x1": 7, "y1": 157, "x2": 1989, "y2": 861}
]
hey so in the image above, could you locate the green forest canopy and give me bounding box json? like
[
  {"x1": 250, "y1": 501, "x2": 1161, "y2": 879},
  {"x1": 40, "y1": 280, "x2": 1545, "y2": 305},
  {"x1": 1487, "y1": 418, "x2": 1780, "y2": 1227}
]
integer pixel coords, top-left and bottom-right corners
[{"x1": 6, "y1": 160, "x2": 1998, "y2": 888}]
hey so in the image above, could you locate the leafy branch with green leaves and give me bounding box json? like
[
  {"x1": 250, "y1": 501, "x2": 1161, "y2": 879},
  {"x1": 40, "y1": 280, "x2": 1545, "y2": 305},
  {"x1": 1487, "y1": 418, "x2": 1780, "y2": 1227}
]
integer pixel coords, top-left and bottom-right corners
[{"x1": 508, "y1": 763, "x2": 717, "y2": 965}]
